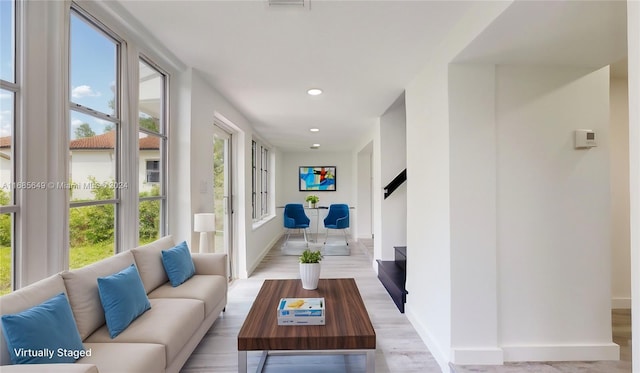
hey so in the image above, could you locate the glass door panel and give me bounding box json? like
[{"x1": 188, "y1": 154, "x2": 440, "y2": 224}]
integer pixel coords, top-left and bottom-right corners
[{"x1": 213, "y1": 124, "x2": 232, "y2": 278}]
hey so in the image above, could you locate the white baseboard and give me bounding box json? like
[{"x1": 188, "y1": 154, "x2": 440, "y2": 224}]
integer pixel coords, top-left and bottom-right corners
[
  {"x1": 405, "y1": 304, "x2": 447, "y2": 373},
  {"x1": 245, "y1": 234, "x2": 282, "y2": 277},
  {"x1": 502, "y1": 343, "x2": 620, "y2": 362},
  {"x1": 450, "y1": 348, "x2": 504, "y2": 365},
  {"x1": 611, "y1": 297, "x2": 632, "y2": 309}
]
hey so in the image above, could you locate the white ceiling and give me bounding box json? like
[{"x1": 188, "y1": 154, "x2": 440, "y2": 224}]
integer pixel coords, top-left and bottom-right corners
[
  {"x1": 114, "y1": 0, "x2": 628, "y2": 152},
  {"x1": 454, "y1": 0, "x2": 628, "y2": 68}
]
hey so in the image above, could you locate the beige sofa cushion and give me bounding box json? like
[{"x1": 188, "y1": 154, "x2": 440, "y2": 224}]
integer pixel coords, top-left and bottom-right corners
[
  {"x1": 85, "y1": 298, "x2": 204, "y2": 366},
  {"x1": 130, "y1": 235, "x2": 176, "y2": 293},
  {"x1": 148, "y1": 274, "x2": 227, "y2": 316},
  {"x1": 0, "y1": 275, "x2": 69, "y2": 366},
  {"x1": 80, "y1": 343, "x2": 165, "y2": 373},
  {"x1": 0, "y1": 364, "x2": 99, "y2": 373},
  {"x1": 191, "y1": 253, "x2": 227, "y2": 276},
  {"x1": 61, "y1": 251, "x2": 136, "y2": 340}
]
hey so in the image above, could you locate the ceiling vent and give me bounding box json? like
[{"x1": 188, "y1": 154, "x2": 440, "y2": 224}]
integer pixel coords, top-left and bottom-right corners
[{"x1": 268, "y1": 0, "x2": 305, "y2": 6}]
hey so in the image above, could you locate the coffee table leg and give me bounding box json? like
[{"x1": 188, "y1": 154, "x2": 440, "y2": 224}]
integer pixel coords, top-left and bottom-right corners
[
  {"x1": 366, "y1": 350, "x2": 375, "y2": 373},
  {"x1": 238, "y1": 350, "x2": 247, "y2": 373}
]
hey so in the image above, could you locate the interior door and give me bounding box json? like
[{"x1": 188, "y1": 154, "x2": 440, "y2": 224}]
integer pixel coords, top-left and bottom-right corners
[{"x1": 213, "y1": 124, "x2": 233, "y2": 279}]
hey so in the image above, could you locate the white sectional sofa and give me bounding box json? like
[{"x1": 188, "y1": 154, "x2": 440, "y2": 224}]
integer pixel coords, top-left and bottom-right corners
[{"x1": 0, "y1": 235, "x2": 227, "y2": 373}]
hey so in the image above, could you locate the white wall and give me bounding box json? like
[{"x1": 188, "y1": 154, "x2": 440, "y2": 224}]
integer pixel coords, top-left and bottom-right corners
[
  {"x1": 69, "y1": 151, "x2": 115, "y2": 200},
  {"x1": 380, "y1": 94, "x2": 407, "y2": 260},
  {"x1": 496, "y1": 66, "x2": 616, "y2": 361},
  {"x1": 278, "y1": 151, "x2": 353, "y2": 207},
  {"x1": 448, "y1": 64, "x2": 501, "y2": 364},
  {"x1": 0, "y1": 157, "x2": 10, "y2": 188},
  {"x1": 356, "y1": 142, "x2": 373, "y2": 240},
  {"x1": 277, "y1": 150, "x2": 354, "y2": 239},
  {"x1": 404, "y1": 3, "x2": 510, "y2": 369},
  {"x1": 610, "y1": 77, "x2": 631, "y2": 309},
  {"x1": 626, "y1": 1, "x2": 640, "y2": 368},
  {"x1": 172, "y1": 68, "x2": 282, "y2": 278}
]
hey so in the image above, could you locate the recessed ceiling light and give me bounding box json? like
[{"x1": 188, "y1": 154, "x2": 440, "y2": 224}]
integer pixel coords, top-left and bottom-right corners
[
  {"x1": 312, "y1": 143, "x2": 320, "y2": 147},
  {"x1": 307, "y1": 88, "x2": 323, "y2": 96},
  {"x1": 310, "y1": 128, "x2": 319, "y2": 132}
]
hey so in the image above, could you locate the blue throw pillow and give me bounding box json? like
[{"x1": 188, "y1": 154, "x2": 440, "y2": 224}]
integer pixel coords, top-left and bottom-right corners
[
  {"x1": 1, "y1": 292, "x2": 85, "y2": 364},
  {"x1": 161, "y1": 241, "x2": 196, "y2": 287},
  {"x1": 97, "y1": 264, "x2": 151, "y2": 338}
]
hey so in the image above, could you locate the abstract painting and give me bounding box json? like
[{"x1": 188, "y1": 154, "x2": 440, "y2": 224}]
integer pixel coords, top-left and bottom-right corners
[{"x1": 299, "y1": 166, "x2": 336, "y2": 191}]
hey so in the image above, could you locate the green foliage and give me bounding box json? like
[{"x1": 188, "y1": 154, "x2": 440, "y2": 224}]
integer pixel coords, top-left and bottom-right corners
[
  {"x1": 299, "y1": 249, "x2": 323, "y2": 264},
  {"x1": 0, "y1": 190, "x2": 11, "y2": 246},
  {"x1": 0, "y1": 246, "x2": 10, "y2": 295},
  {"x1": 305, "y1": 195, "x2": 319, "y2": 204},
  {"x1": 69, "y1": 176, "x2": 114, "y2": 246},
  {"x1": 213, "y1": 137, "x2": 225, "y2": 222},
  {"x1": 74, "y1": 123, "x2": 96, "y2": 138},
  {"x1": 140, "y1": 116, "x2": 159, "y2": 133},
  {"x1": 0, "y1": 216, "x2": 10, "y2": 247},
  {"x1": 69, "y1": 177, "x2": 161, "y2": 246},
  {"x1": 0, "y1": 189, "x2": 8, "y2": 205},
  {"x1": 139, "y1": 185, "x2": 160, "y2": 241},
  {"x1": 0, "y1": 181, "x2": 162, "y2": 295},
  {"x1": 69, "y1": 240, "x2": 114, "y2": 270}
]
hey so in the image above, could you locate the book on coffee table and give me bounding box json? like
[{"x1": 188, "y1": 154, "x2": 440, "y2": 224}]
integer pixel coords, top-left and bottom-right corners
[{"x1": 277, "y1": 297, "x2": 325, "y2": 325}]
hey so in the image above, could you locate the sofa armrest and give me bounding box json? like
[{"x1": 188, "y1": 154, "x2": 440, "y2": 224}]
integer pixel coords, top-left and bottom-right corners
[
  {"x1": 192, "y1": 253, "x2": 227, "y2": 277},
  {"x1": 0, "y1": 364, "x2": 99, "y2": 373}
]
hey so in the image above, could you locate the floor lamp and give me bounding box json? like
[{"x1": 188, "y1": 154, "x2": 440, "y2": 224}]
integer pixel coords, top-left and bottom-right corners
[{"x1": 194, "y1": 213, "x2": 216, "y2": 253}]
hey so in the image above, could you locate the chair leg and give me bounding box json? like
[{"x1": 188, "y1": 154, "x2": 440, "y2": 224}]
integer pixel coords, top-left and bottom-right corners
[
  {"x1": 302, "y1": 228, "x2": 309, "y2": 247},
  {"x1": 284, "y1": 229, "x2": 291, "y2": 247},
  {"x1": 342, "y1": 229, "x2": 349, "y2": 245}
]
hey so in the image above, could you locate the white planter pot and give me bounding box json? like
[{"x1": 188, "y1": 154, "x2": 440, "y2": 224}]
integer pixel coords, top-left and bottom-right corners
[{"x1": 300, "y1": 263, "x2": 321, "y2": 290}]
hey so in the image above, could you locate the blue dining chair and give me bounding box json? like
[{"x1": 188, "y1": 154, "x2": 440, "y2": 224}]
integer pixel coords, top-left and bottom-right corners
[
  {"x1": 283, "y1": 203, "x2": 310, "y2": 247},
  {"x1": 323, "y1": 204, "x2": 350, "y2": 245}
]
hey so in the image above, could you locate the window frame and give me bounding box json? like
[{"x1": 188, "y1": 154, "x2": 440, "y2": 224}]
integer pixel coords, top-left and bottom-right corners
[
  {"x1": 260, "y1": 145, "x2": 269, "y2": 217},
  {"x1": 68, "y1": 5, "x2": 123, "y2": 262},
  {"x1": 251, "y1": 138, "x2": 271, "y2": 222},
  {"x1": 137, "y1": 55, "x2": 168, "y2": 243},
  {"x1": 145, "y1": 159, "x2": 160, "y2": 183},
  {"x1": 0, "y1": 0, "x2": 20, "y2": 294}
]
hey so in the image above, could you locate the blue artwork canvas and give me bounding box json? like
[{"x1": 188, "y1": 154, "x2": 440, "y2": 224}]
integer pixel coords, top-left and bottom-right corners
[{"x1": 299, "y1": 166, "x2": 336, "y2": 191}]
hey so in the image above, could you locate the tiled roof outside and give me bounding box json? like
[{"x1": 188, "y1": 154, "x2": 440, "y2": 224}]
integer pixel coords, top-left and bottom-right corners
[
  {"x1": 0, "y1": 132, "x2": 159, "y2": 150},
  {"x1": 69, "y1": 131, "x2": 116, "y2": 149}
]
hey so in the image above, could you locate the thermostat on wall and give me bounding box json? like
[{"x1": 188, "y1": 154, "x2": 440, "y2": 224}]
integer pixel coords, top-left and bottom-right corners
[{"x1": 574, "y1": 129, "x2": 597, "y2": 149}]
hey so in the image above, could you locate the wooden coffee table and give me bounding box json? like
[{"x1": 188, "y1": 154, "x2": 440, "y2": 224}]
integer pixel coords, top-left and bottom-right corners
[{"x1": 237, "y1": 278, "x2": 376, "y2": 372}]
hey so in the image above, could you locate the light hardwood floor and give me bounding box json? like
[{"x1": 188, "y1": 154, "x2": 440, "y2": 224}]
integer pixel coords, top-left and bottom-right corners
[
  {"x1": 181, "y1": 238, "x2": 632, "y2": 373},
  {"x1": 181, "y1": 237, "x2": 439, "y2": 372}
]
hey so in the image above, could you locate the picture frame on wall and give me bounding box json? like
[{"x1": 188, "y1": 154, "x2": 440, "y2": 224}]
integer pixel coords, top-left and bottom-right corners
[{"x1": 299, "y1": 166, "x2": 336, "y2": 191}]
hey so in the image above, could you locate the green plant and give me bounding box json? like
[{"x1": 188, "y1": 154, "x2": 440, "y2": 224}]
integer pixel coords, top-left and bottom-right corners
[
  {"x1": 305, "y1": 195, "x2": 319, "y2": 204},
  {"x1": 299, "y1": 249, "x2": 323, "y2": 264},
  {"x1": 0, "y1": 189, "x2": 11, "y2": 247}
]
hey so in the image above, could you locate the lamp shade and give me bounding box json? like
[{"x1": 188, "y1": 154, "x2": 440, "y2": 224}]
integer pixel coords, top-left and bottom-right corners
[{"x1": 194, "y1": 213, "x2": 215, "y2": 232}]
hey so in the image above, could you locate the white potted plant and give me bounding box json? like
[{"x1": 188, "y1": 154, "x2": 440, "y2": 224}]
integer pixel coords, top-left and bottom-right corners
[
  {"x1": 305, "y1": 195, "x2": 319, "y2": 208},
  {"x1": 299, "y1": 249, "x2": 323, "y2": 290}
]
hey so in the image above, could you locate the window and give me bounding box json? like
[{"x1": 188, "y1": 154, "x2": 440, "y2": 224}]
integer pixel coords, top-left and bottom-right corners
[
  {"x1": 68, "y1": 9, "x2": 121, "y2": 268},
  {"x1": 261, "y1": 146, "x2": 269, "y2": 216},
  {"x1": 251, "y1": 139, "x2": 271, "y2": 221},
  {"x1": 0, "y1": 0, "x2": 18, "y2": 295},
  {"x1": 251, "y1": 140, "x2": 257, "y2": 219},
  {"x1": 138, "y1": 58, "x2": 167, "y2": 244},
  {"x1": 145, "y1": 160, "x2": 159, "y2": 183}
]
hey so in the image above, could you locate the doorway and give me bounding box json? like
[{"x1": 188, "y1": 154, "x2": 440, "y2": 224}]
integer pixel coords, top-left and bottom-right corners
[{"x1": 213, "y1": 123, "x2": 233, "y2": 279}]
